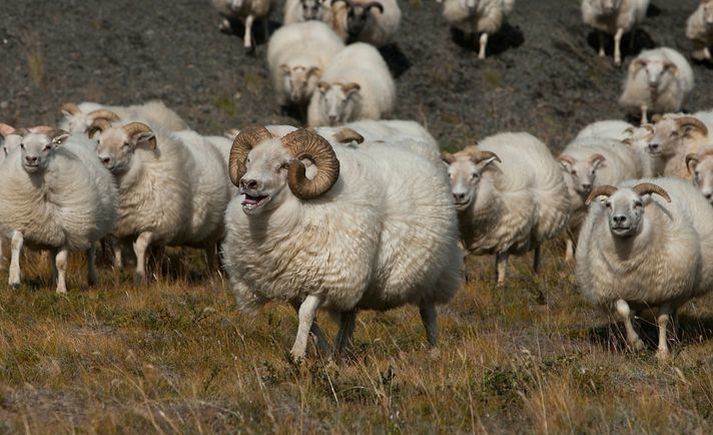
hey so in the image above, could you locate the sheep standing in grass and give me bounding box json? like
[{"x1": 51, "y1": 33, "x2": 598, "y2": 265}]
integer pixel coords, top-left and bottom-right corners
[
  {"x1": 267, "y1": 21, "x2": 345, "y2": 110},
  {"x1": 330, "y1": 0, "x2": 401, "y2": 46},
  {"x1": 307, "y1": 43, "x2": 395, "y2": 126},
  {"x1": 619, "y1": 48, "x2": 694, "y2": 124},
  {"x1": 212, "y1": 0, "x2": 273, "y2": 51},
  {"x1": 0, "y1": 123, "x2": 25, "y2": 270},
  {"x1": 223, "y1": 127, "x2": 462, "y2": 359},
  {"x1": 442, "y1": 0, "x2": 515, "y2": 59},
  {"x1": 88, "y1": 119, "x2": 230, "y2": 281},
  {"x1": 576, "y1": 178, "x2": 713, "y2": 359},
  {"x1": 581, "y1": 0, "x2": 649, "y2": 66},
  {"x1": 0, "y1": 129, "x2": 117, "y2": 293},
  {"x1": 442, "y1": 133, "x2": 570, "y2": 284},
  {"x1": 284, "y1": 0, "x2": 332, "y2": 25},
  {"x1": 648, "y1": 114, "x2": 708, "y2": 179},
  {"x1": 686, "y1": 0, "x2": 713, "y2": 61},
  {"x1": 59, "y1": 101, "x2": 187, "y2": 135}
]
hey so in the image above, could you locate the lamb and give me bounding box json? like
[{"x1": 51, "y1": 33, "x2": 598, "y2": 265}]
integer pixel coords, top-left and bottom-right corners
[
  {"x1": 307, "y1": 43, "x2": 395, "y2": 127},
  {"x1": 576, "y1": 178, "x2": 713, "y2": 359},
  {"x1": 619, "y1": 47, "x2": 694, "y2": 124},
  {"x1": 59, "y1": 100, "x2": 187, "y2": 135},
  {"x1": 330, "y1": 0, "x2": 401, "y2": 47},
  {"x1": 442, "y1": 133, "x2": 570, "y2": 284},
  {"x1": 267, "y1": 21, "x2": 345, "y2": 109},
  {"x1": 558, "y1": 136, "x2": 642, "y2": 262},
  {"x1": 87, "y1": 119, "x2": 231, "y2": 282},
  {"x1": 0, "y1": 129, "x2": 118, "y2": 293},
  {"x1": 283, "y1": 0, "x2": 332, "y2": 25},
  {"x1": 211, "y1": 0, "x2": 273, "y2": 51},
  {"x1": 222, "y1": 127, "x2": 462, "y2": 360},
  {"x1": 686, "y1": 0, "x2": 713, "y2": 61},
  {"x1": 581, "y1": 0, "x2": 650, "y2": 66},
  {"x1": 648, "y1": 114, "x2": 708, "y2": 179},
  {"x1": 441, "y1": 0, "x2": 515, "y2": 59},
  {"x1": 685, "y1": 149, "x2": 713, "y2": 204}
]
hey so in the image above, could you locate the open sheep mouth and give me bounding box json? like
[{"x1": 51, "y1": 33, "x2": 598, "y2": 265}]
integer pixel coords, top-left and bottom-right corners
[
  {"x1": 242, "y1": 193, "x2": 270, "y2": 211},
  {"x1": 611, "y1": 226, "x2": 633, "y2": 235}
]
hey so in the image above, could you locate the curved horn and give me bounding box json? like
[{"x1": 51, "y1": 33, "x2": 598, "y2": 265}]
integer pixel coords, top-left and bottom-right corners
[
  {"x1": 87, "y1": 109, "x2": 121, "y2": 122},
  {"x1": 585, "y1": 185, "x2": 618, "y2": 205},
  {"x1": 364, "y1": 1, "x2": 384, "y2": 13},
  {"x1": 228, "y1": 126, "x2": 273, "y2": 187},
  {"x1": 589, "y1": 153, "x2": 606, "y2": 165},
  {"x1": 441, "y1": 151, "x2": 456, "y2": 164},
  {"x1": 677, "y1": 116, "x2": 709, "y2": 136},
  {"x1": 632, "y1": 182, "x2": 671, "y2": 203},
  {"x1": 557, "y1": 154, "x2": 576, "y2": 166},
  {"x1": 686, "y1": 153, "x2": 700, "y2": 174},
  {"x1": 60, "y1": 102, "x2": 81, "y2": 116},
  {"x1": 86, "y1": 118, "x2": 113, "y2": 138},
  {"x1": 122, "y1": 122, "x2": 156, "y2": 150},
  {"x1": 471, "y1": 150, "x2": 501, "y2": 165},
  {"x1": 340, "y1": 82, "x2": 361, "y2": 93},
  {"x1": 333, "y1": 127, "x2": 364, "y2": 144},
  {"x1": 224, "y1": 128, "x2": 240, "y2": 140},
  {"x1": 282, "y1": 129, "x2": 340, "y2": 200}
]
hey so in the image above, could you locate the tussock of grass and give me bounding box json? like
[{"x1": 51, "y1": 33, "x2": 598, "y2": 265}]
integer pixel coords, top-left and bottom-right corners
[{"x1": 0, "y1": 242, "x2": 712, "y2": 432}]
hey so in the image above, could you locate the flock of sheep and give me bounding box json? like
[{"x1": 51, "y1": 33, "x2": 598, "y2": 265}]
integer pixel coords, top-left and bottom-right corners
[{"x1": 2, "y1": 0, "x2": 713, "y2": 363}]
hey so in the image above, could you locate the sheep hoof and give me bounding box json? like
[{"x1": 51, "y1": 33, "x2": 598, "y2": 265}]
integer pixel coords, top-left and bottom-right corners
[
  {"x1": 629, "y1": 338, "x2": 646, "y2": 352},
  {"x1": 55, "y1": 286, "x2": 67, "y2": 294},
  {"x1": 656, "y1": 349, "x2": 671, "y2": 361},
  {"x1": 429, "y1": 347, "x2": 441, "y2": 360},
  {"x1": 10, "y1": 282, "x2": 20, "y2": 290},
  {"x1": 288, "y1": 350, "x2": 306, "y2": 365},
  {"x1": 133, "y1": 272, "x2": 147, "y2": 285}
]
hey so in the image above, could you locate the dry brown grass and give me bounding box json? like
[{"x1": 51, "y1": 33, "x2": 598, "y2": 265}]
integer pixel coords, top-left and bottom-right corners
[{"x1": 0, "y1": 243, "x2": 712, "y2": 433}]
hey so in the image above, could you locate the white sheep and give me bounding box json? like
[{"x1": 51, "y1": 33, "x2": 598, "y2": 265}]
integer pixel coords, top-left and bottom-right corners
[
  {"x1": 648, "y1": 114, "x2": 709, "y2": 179},
  {"x1": 330, "y1": 0, "x2": 401, "y2": 47},
  {"x1": 222, "y1": 127, "x2": 462, "y2": 359},
  {"x1": 59, "y1": 100, "x2": 187, "y2": 135},
  {"x1": 0, "y1": 123, "x2": 25, "y2": 270},
  {"x1": 212, "y1": 0, "x2": 273, "y2": 50},
  {"x1": 267, "y1": 21, "x2": 345, "y2": 108},
  {"x1": 686, "y1": 0, "x2": 713, "y2": 61},
  {"x1": 442, "y1": 133, "x2": 570, "y2": 284},
  {"x1": 576, "y1": 178, "x2": 713, "y2": 359},
  {"x1": 619, "y1": 47, "x2": 694, "y2": 124},
  {"x1": 87, "y1": 119, "x2": 231, "y2": 282},
  {"x1": 0, "y1": 129, "x2": 118, "y2": 293},
  {"x1": 442, "y1": 0, "x2": 515, "y2": 59},
  {"x1": 581, "y1": 0, "x2": 649, "y2": 66},
  {"x1": 621, "y1": 123, "x2": 662, "y2": 177},
  {"x1": 307, "y1": 43, "x2": 395, "y2": 127},
  {"x1": 284, "y1": 0, "x2": 332, "y2": 25}
]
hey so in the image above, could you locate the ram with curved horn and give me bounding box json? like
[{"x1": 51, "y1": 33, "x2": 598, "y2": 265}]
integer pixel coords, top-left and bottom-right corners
[
  {"x1": 442, "y1": 132, "x2": 570, "y2": 285},
  {"x1": 576, "y1": 177, "x2": 713, "y2": 360},
  {"x1": 222, "y1": 126, "x2": 462, "y2": 360},
  {"x1": 649, "y1": 113, "x2": 712, "y2": 179}
]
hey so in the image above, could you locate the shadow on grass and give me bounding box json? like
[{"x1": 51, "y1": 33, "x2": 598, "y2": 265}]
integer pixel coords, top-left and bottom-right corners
[
  {"x1": 585, "y1": 28, "x2": 656, "y2": 63},
  {"x1": 450, "y1": 23, "x2": 525, "y2": 57}
]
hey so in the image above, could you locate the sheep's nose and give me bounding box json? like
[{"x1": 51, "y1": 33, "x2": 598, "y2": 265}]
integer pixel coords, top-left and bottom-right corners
[
  {"x1": 581, "y1": 183, "x2": 592, "y2": 191},
  {"x1": 648, "y1": 143, "x2": 660, "y2": 152},
  {"x1": 705, "y1": 192, "x2": 713, "y2": 200},
  {"x1": 328, "y1": 115, "x2": 338, "y2": 124},
  {"x1": 612, "y1": 215, "x2": 627, "y2": 225},
  {"x1": 101, "y1": 156, "x2": 112, "y2": 165},
  {"x1": 453, "y1": 192, "x2": 466, "y2": 202},
  {"x1": 25, "y1": 155, "x2": 38, "y2": 164},
  {"x1": 240, "y1": 178, "x2": 259, "y2": 191}
]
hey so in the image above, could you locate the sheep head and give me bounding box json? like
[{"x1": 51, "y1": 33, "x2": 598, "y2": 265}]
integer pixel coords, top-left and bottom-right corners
[
  {"x1": 16, "y1": 128, "x2": 69, "y2": 174},
  {"x1": 90, "y1": 120, "x2": 156, "y2": 175},
  {"x1": 280, "y1": 64, "x2": 323, "y2": 104},
  {"x1": 648, "y1": 115, "x2": 707, "y2": 159},
  {"x1": 703, "y1": 0, "x2": 713, "y2": 26},
  {"x1": 230, "y1": 127, "x2": 340, "y2": 215},
  {"x1": 332, "y1": 0, "x2": 383, "y2": 41},
  {"x1": 558, "y1": 153, "x2": 606, "y2": 196},
  {"x1": 630, "y1": 58, "x2": 679, "y2": 95},
  {"x1": 593, "y1": 0, "x2": 623, "y2": 16},
  {"x1": 442, "y1": 146, "x2": 501, "y2": 212},
  {"x1": 300, "y1": 0, "x2": 329, "y2": 20},
  {"x1": 687, "y1": 149, "x2": 713, "y2": 204},
  {"x1": 587, "y1": 182, "x2": 671, "y2": 238},
  {"x1": 317, "y1": 82, "x2": 361, "y2": 126}
]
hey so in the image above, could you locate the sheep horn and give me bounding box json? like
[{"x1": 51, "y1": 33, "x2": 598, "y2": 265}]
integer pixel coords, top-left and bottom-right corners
[
  {"x1": 364, "y1": 1, "x2": 384, "y2": 13},
  {"x1": 557, "y1": 154, "x2": 576, "y2": 166},
  {"x1": 224, "y1": 128, "x2": 240, "y2": 140},
  {"x1": 676, "y1": 116, "x2": 709, "y2": 136},
  {"x1": 87, "y1": 109, "x2": 121, "y2": 122},
  {"x1": 588, "y1": 153, "x2": 606, "y2": 165},
  {"x1": 229, "y1": 126, "x2": 273, "y2": 187},
  {"x1": 122, "y1": 122, "x2": 157, "y2": 150},
  {"x1": 585, "y1": 185, "x2": 618, "y2": 205},
  {"x1": 60, "y1": 102, "x2": 81, "y2": 116},
  {"x1": 686, "y1": 153, "x2": 700, "y2": 174},
  {"x1": 282, "y1": 129, "x2": 340, "y2": 200},
  {"x1": 440, "y1": 151, "x2": 456, "y2": 164},
  {"x1": 471, "y1": 150, "x2": 501, "y2": 165},
  {"x1": 86, "y1": 118, "x2": 113, "y2": 138},
  {"x1": 651, "y1": 114, "x2": 663, "y2": 124},
  {"x1": 340, "y1": 82, "x2": 360, "y2": 93},
  {"x1": 632, "y1": 182, "x2": 672, "y2": 203},
  {"x1": 333, "y1": 127, "x2": 364, "y2": 144}
]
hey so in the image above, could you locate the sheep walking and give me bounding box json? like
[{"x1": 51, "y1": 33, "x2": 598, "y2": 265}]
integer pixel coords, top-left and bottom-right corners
[
  {"x1": 577, "y1": 178, "x2": 713, "y2": 359},
  {"x1": 442, "y1": 133, "x2": 570, "y2": 284},
  {"x1": 442, "y1": 0, "x2": 515, "y2": 59},
  {"x1": 619, "y1": 48, "x2": 694, "y2": 124},
  {"x1": 307, "y1": 43, "x2": 395, "y2": 126},
  {"x1": 581, "y1": 0, "x2": 649, "y2": 66},
  {"x1": 212, "y1": 0, "x2": 273, "y2": 51},
  {"x1": 222, "y1": 127, "x2": 462, "y2": 360},
  {"x1": 686, "y1": 0, "x2": 713, "y2": 61}
]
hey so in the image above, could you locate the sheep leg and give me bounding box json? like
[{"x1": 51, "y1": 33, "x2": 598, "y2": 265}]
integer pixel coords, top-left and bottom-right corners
[
  {"x1": 613, "y1": 27, "x2": 624, "y2": 66},
  {"x1": 565, "y1": 237, "x2": 575, "y2": 263},
  {"x1": 53, "y1": 248, "x2": 69, "y2": 294},
  {"x1": 205, "y1": 244, "x2": 219, "y2": 273},
  {"x1": 615, "y1": 299, "x2": 645, "y2": 351},
  {"x1": 290, "y1": 301, "x2": 331, "y2": 356},
  {"x1": 334, "y1": 310, "x2": 357, "y2": 357},
  {"x1": 86, "y1": 245, "x2": 98, "y2": 287},
  {"x1": 243, "y1": 14, "x2": 255, "y2": 51},
  {"x1": 218, "y1": 18, "x2": 232, "y2": 32},
  {"x1": 597, "y1": 31, "x2": 606, "y2": 57},
  {"x1": 478, "y1": 33, "x2": 488, "y2": 60},
  {"x1": 290, "y1": 294, "x2": 321, "y2": 361},
  {"x1": 419, "y1": 304, "x2": 439, "y2": 351},
  {"x1": 640, "y1": 105, "x2": 648, "y2": 125},
  {"x1": 133, "y1": 231, "x2": 154, "y2": 284},
  {"x1": 495, "y1": 252, "x2": 509, "y2": 286},
  {"x1": 532, "y1": 244, "x2": 542, "y2": 274},
  {"x1": 705, "y1": 47, "x2": 712, "y2": 61},
  {"x1": 110, "y1": 236, "x2": 123, "y2": 270},
  {"x1": 656, "y1": 305, "x2": 673, "y2": 360},
  {"x1": 8, "y1": 231, "x2": 24, "y2": 289}
]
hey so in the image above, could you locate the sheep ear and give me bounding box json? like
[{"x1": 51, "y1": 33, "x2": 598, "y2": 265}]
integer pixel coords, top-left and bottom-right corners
[
  {"x1": 133, "y1": 131, "x2": 157, "y2": 150},
  {"x1": 318, "y1": 82, "x2": 330, "y2": 93},
  {"x1": 440, "y1": 151, "x2": 455, "y2": 164},
  {"x1": 308, "y1": 66, "x2": 322, "y2": 78},
  {"x1": 280, "y1": 64, "x2": 290, "y2": 74}
]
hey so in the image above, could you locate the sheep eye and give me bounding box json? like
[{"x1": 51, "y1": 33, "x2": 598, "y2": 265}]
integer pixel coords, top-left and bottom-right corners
[
  {"x1": 20, "y1": 143, "x2": 25, "y2": 150},
  {"x1": 279, "y1": 163, "x2": 289, "y2": 170},
  {"x1": 471, "y1": 173, "x2": 479, "y2": 180},
  {"x1": 571, "y1": 170, "x2": 577, "y2": 176},
  {"x1": 43, "y1": 145, "x2": 51, "y2": 151},
  {"x1": 605, "y1": 201, "x2": 611, "y2": 208},
  {"x1": 634, "y1": 201, "x2": 642, "y2": 208}
]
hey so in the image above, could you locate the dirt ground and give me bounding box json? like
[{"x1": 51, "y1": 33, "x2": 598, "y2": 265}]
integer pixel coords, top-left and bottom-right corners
[{"x1": 1, "y1": 0, "x2": 710, "y2": 152}]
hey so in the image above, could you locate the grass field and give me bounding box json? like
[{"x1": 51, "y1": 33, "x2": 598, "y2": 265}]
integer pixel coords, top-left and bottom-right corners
[{"x1": 0, "y1": 243, "x2": 712, "y2": 433}]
